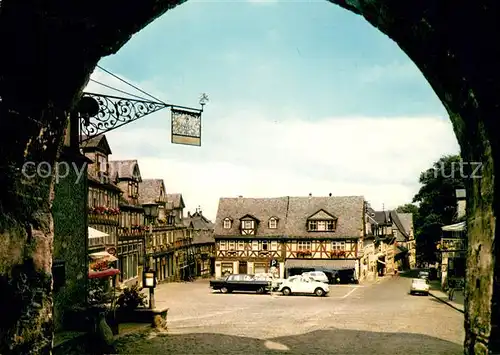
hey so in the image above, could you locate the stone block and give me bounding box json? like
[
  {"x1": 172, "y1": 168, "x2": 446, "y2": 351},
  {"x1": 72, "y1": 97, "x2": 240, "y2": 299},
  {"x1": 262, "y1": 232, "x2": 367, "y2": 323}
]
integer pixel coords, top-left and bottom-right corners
[{"x1": 116, "y1": 307, "x2": 169, "y2": 329}]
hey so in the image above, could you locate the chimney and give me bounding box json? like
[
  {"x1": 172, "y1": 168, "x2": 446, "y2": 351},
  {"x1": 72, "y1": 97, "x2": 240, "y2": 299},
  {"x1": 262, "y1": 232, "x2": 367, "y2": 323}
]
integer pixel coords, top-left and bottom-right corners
[
  {"x1": 309, "y1": 193, "x2": 312, "y2": 197},
  {"x1": 329, "y1": 193, "x2": 332, "y2": 197}
]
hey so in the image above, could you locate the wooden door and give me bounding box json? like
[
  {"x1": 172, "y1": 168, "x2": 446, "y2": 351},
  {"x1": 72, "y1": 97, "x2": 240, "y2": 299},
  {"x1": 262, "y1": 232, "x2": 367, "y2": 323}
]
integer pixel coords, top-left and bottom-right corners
[{"x1": 239, "y1": 261, "x2": 247, "y2": 274}]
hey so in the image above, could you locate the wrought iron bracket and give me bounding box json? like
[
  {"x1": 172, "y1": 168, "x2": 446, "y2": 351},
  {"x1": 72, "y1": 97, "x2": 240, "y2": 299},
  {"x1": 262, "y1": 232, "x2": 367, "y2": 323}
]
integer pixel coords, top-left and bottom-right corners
[{"x1": 77, "y1": 92, "x2": 205, "y2": 143}]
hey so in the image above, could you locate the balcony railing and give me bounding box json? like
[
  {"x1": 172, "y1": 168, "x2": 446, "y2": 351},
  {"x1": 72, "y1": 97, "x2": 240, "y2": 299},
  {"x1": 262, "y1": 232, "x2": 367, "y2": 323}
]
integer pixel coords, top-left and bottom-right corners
[
  {"x1": 88, "y1": 213, "x2": 119, "y2": 225},
  {"x1": 118, "y1": 226, "x2": 147, "y2": 237}
]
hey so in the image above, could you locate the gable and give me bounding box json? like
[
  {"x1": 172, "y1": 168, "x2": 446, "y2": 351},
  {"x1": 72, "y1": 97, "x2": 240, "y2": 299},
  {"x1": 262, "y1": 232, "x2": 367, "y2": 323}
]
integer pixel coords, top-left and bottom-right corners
[
  {"x1": 239, "y1": 214, "x2": 260, "y2": 222},
  {"x1": 307, "y1": 209, "x2": 337, "y2": 220},
  {"x1": 97, "y1": 136, "x2": 112, "y2": 155},
  {"x1": 132, "y1": 163, "x2": 142, "y2": 182}
]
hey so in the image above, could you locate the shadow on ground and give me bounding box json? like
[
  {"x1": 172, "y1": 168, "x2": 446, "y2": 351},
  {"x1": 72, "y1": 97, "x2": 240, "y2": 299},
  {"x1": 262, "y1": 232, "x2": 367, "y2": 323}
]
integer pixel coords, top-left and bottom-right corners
[{"x1": 116, "y1": 327, "x2": 462, "y2": 355}]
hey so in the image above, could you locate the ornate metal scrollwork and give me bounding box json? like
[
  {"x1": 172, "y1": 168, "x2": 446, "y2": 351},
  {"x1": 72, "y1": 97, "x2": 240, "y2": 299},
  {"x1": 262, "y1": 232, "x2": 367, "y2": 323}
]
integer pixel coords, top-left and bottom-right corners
[
  {"x1": 79, "y1": 93, "x2": 168, "y2": 142},
  {"x1": 171, "y1": 108, "x2": 202, "y2": 138}
]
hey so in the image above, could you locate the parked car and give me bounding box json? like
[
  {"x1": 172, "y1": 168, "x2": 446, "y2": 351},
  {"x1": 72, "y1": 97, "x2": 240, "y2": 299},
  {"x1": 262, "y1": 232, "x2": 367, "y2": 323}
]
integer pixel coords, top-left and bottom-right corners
[
  {"x1": 428, "y1": 267, "x2": 438, "y2": 280},
  {"x1": 253, "y1": 273, "x2": 285, "y2": 291},
  {"x1": 302, "y1": 271, "x2": 329, "y2": 284},
  {"x1": 278, "y1": 275, "x2": 329, "y2": 297},
  {"x1": 210, "y1": 274, "x2": 271, "y2": 294},
  {"x1": 418, "y1": 271, "x2": 430, "y2": 280},
  {"x1": 410, "y1": 278, "x2": 430, "y2": 295}
]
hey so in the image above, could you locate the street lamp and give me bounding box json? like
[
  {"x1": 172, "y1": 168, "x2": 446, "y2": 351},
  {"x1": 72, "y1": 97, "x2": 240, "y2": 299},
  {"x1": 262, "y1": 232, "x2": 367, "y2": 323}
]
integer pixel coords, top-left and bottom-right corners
[
  {"x1": 143, "y1": 269, "x2": 157, "y2": 309},
  {"x1": 143, "y1": 203, "x2": 159, "y2": 271}
]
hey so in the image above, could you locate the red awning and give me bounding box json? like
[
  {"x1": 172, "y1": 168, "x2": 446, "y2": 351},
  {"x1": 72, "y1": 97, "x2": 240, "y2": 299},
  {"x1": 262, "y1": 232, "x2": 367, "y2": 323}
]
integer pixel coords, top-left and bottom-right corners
[{"x1": 88, "y1": 268, "x2": 120, "y2": 279}]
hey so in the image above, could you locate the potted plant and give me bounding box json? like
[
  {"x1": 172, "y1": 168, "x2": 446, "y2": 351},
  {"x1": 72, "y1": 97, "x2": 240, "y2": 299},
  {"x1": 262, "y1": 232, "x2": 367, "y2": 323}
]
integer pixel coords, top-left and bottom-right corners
[
  {"x1": 87, "y1": 277, "x2": 120, "y2": 336},
  {"x1": 116, "y1": 284, "x2": 148, "y2": 323}
]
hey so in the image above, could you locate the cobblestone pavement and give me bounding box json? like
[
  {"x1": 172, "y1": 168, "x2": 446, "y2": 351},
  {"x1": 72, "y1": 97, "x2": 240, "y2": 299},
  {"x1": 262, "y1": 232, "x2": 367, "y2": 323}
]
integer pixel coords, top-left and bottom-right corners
[{"x1": 117, "y1": 277, "x2": 465, "y2": 354}]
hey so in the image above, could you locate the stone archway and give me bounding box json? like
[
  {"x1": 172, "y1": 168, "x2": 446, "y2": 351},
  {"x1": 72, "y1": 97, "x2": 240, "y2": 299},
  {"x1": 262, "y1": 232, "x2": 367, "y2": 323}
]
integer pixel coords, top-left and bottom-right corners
[{"x1": 0, "y1": 1, "x2": 498, "y2": 353}]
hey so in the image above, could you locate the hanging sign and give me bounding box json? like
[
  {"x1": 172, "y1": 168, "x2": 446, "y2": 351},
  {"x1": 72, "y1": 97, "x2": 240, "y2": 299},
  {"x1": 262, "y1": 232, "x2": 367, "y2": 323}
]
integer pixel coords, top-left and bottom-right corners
[{"x1": 171, "y1": 108, "x2": 202, "y2": 146}]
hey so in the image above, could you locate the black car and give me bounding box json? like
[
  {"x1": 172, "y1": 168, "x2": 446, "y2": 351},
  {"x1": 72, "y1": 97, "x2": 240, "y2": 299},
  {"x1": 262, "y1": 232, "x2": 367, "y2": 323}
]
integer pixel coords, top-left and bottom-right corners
[{"x1": 210, "y1": 274, "x2": 271, "y2": 294}]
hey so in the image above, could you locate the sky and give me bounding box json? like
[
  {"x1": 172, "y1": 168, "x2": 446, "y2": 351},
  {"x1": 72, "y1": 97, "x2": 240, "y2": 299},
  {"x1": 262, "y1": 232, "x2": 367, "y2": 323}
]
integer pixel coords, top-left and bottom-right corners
[{"x1": 84, "y1": 0, "x2": 460, "y2": 221}]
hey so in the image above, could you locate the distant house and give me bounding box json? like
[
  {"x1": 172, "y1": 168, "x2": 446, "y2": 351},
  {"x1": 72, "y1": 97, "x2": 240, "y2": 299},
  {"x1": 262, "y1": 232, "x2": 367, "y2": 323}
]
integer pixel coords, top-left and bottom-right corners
[
  {"x1": 184, "y1": 208, "x2": 216, "y2": 277},
  {"x1": 368, "y1": 210, "x2": 415, "y2": 276},
  {"x1": 139, "y1": 178, "x2": 177, "y2": 284},
  {"x1": 109, "y1": 159, "x2": 145, "y2": 286},
  {"x1": 165, "y1": 193, "x2": 194, "y2": 281},
  {"x1": 80, "y1": 134, "x2": 121, "y2": 256},
  {"x1": 213, "y1": 195, "x2": 366, "y2": 280}
]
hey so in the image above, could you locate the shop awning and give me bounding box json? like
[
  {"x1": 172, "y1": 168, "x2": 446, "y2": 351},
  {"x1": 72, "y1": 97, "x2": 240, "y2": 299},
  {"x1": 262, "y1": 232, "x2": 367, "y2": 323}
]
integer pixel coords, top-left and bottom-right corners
[
  {"x1": 441, "y1": 222, "x2": 466, "y2": 232},
  {"x1": 285, "y1": 259, "x2": 356, "y2": 270},
  {"x1": 88, "y1": 227, "x2": 109, "y2": 238},
  {"x1": 89, "y1": 251, "x2": 118, "y2": 262},
  {"x1": 88, "y1": 268, "x2": 120, "y2": 279}
]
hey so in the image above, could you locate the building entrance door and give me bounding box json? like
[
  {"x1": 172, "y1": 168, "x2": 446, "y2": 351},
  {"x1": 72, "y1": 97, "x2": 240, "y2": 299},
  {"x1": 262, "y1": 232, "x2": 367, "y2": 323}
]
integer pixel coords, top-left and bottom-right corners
[{"x1": 239, "y1": 261, "x2": 247, "y2": 274}]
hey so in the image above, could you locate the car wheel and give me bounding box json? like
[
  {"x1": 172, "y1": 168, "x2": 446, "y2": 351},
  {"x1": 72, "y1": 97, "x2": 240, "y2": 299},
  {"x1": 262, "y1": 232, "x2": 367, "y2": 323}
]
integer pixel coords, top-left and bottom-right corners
[
  {"x1": 410, "y1": 291, "x2": 414, "y2": 295},
  {"x1": 314, "y1": 288, "x2": 325, "y2": 297},
  {"x1": 221, "y1": 287, "x2": 228, "y2": 294},
  {"x1": 256, "y1": 287, "x2": 265, "y2": 294},
  {"x1": 282, "y1": 287, "x2": 291, "y2": 296}
]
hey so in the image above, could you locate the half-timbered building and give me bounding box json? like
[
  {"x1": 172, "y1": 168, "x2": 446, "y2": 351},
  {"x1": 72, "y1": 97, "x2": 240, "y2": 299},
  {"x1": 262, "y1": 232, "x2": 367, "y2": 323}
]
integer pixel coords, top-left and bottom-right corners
[
  {"x1": 109, "y1": 160, "x2": 146, "y2": 286},
  {"x1": 183, "y1": 208, "x2": 215, "y2": 278},
  {"x1": 165, "y1": 193, "x2": 194, "y2": 281},
  {"x1": 215, "y1": 197, "x2": 289, "y2": 278},
  {"x1": 283, "y1": 196, "x2": 365, "y2": 279},
  {"x1": 81, "y1": 135, "x2": 121, "y2": 256},
  {"x1": 370, "y1": 210, "x2": 413, "y2": 275},
  {"x1": 214, "y1": 195, "x2": 366, "y2": 280},
  {"x1": 139, "y1": 178, "x2": 177, "y2": 283}
]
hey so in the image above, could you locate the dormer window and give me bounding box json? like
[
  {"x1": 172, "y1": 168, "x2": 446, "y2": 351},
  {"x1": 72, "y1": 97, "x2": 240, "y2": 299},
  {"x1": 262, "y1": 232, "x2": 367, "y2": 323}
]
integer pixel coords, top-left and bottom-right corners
[
  {"x1": 223, "y1": 218, "x2": 232, "y2": 229},
  {"x1": 309, "y1": 220, "x2": 337, "y2": 231},
  {"x1": 268, "y1": 217, "x2": 278, "y2": 229},
  {"x1": 307, "y1": 209, "x2": 338, "y2": 232},
  {"x1": 239, "y1": 214, "x2": 258, "y2": 235},
  {"x1": 242, "y1": 220, "x2": 254, "y2": 229}
]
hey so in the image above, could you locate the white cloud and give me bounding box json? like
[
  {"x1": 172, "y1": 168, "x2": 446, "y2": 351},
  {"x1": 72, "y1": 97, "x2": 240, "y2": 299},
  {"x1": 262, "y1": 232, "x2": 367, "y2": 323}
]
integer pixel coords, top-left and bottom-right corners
[{"x1": 85, "y1": 70, "x2": 459, "y2": 221}]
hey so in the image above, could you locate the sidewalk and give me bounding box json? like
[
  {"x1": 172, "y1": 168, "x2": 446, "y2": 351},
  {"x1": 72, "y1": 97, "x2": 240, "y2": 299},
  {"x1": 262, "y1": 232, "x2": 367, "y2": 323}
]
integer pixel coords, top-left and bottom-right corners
[{"x1": 428, "y1": 280, "x2": 465, "y2": 313}]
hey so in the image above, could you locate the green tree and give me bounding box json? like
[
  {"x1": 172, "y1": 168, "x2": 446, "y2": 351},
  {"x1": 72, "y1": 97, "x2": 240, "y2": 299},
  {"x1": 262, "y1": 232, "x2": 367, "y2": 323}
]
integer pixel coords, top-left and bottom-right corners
[
  {"x1": 395, "y1": 203, "x2": 419, "y2": 215},
  {"x1": 412, "y1": 154, "x2": 465, "y2": 263}
]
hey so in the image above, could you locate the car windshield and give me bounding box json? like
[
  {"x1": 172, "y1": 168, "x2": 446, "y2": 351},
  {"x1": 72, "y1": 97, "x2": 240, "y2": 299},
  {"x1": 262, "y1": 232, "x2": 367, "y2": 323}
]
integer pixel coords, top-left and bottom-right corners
[{"x1": 413, "y1": 279, "x2": 427, "y2": 284}]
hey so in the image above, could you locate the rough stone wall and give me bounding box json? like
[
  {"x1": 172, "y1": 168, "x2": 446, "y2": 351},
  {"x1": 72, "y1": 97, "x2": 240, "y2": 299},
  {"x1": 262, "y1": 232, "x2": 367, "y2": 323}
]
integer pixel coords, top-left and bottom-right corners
[
  {"x1": 325, "y1": 3, "x2": 500, "y2": 353},
  {"x1": 52, "y1": 148, "x2": 89, "y2": 331}
]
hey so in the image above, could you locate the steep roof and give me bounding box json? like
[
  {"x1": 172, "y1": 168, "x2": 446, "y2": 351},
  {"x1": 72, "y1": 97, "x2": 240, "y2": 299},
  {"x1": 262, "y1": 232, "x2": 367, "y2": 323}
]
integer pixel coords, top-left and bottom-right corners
[
  {"x1": 373, "y1": 211, "x2": 390, "y2": 224},
  {"x1": 397, "y1": 213, "x2": 413, "y2": 236},
  {"x1": 139, "y1": 179, "x2": 166, "y2": 205},
  {"x1": 192, "y1": 230, "x2": 215, "y2": 245},
  {"x1": 166, "y1": 193, "x2": 185, "y2": 209},
  {"x1": 286, "y1": 196, "x2": 364, "y2": 238},
  {"x1": 215, "y1": 197, "x2": 289, "y2": 237},
  {"x1": 214, "y1": 195, "x2": 365, "y2": 239},
  {"x1": 80, "y1": 134, "x2": 112, "y2": 155},
  {"x1": 389, "y1": 211, "x2": 410, "y2": 240},
  {"x1": 109, "y1": 160, "x2": 142, "y2": 181}
]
